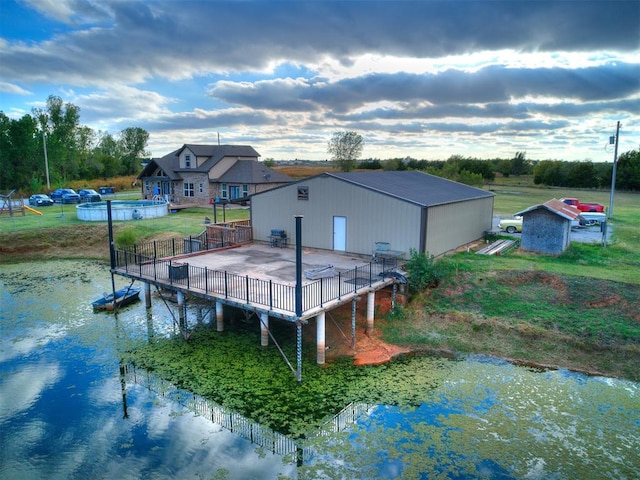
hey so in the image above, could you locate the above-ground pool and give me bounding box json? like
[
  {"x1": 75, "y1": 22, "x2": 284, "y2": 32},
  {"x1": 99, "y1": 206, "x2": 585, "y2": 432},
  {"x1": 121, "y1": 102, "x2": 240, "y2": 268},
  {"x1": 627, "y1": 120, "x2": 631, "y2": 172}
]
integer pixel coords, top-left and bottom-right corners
[{"x1": 76, "y1": 200, "x2": 169, "y2": 221}]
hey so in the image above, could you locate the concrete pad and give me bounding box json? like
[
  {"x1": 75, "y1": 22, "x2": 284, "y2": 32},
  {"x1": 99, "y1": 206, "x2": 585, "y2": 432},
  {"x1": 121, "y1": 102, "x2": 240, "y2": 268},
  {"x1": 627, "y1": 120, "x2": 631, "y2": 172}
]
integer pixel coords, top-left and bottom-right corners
[{"x1": 179, "y1": 243, "x2": 373, "y2": 286}]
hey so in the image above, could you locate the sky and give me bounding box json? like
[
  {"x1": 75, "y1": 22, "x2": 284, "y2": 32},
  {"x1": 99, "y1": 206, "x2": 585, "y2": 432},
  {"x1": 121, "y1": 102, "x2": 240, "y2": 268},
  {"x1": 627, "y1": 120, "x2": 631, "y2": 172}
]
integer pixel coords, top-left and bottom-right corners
[{"x1": 1, "y1": 0, "x2": 639, "y2": 162}]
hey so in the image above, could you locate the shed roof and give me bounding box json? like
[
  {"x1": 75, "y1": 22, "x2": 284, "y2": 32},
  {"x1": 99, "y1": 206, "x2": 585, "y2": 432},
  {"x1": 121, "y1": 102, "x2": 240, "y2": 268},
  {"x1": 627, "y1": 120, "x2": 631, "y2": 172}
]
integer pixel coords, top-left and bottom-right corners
[
  {"x1": 516, "y1": 198, "x2": 581, "y2": 221},
  {"x1": 325, "y1": 171, "x2": 494, "y2": 207}
]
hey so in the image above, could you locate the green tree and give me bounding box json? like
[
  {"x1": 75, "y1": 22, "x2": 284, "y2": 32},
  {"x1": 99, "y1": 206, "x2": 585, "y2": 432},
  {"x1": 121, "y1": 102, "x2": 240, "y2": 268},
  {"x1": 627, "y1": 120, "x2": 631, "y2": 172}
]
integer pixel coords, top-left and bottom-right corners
[
  {"x1": 32, "y1": 95, "x2": 81, "y2": 182},
  {"x1": 118, "y1": 127, "x2": 149, "y2": 175},
  {"x1": 616, "y1": 149, "x2": 640, "y2": 191},
  {"x1": 512, "y1": 151, "x2": 527, "y2": 176},
  {"x1": 0, "y1": 112, "x2": 40, "y2": 191},
  {"x1": 328, "y1": 131, "x2": 364, "y2": 172}
]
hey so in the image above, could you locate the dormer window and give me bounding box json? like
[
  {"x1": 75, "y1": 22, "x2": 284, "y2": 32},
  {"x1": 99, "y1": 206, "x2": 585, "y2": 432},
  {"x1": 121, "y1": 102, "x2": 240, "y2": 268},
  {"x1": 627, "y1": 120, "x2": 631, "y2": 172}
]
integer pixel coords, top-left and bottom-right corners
[{"x1": 185, "y1": 154, "x2": 191, "y2": 168}]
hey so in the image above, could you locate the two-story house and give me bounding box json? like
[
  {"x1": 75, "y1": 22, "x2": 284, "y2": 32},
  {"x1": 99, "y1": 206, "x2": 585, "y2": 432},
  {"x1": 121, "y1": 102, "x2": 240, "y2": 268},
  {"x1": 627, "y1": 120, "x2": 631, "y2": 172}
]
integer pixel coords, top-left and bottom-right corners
[{"x1": 137, "y1": 144, "x2": 292, "y2": 204}]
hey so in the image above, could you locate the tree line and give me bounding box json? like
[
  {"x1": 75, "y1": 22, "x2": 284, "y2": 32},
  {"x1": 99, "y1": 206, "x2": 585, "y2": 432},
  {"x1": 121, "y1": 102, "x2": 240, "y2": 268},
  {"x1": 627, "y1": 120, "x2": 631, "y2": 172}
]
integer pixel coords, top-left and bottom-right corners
[
  {"x1": 357, "y1": 151, "x2": 640, "y2": 191},
  {"x1": 329, "y1": 130, "x2": 639, "y2": 191},
  {"x1": 0, "y1": 95, "x2": 149, "y2": 192}
]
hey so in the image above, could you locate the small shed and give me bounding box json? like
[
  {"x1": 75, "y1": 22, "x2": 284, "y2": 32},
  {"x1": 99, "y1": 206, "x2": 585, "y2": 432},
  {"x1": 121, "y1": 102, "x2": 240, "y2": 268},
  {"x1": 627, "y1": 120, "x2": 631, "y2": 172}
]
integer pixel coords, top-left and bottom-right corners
[{"x1": 516, "y1": 198, "x2": 581, "y2": 255}]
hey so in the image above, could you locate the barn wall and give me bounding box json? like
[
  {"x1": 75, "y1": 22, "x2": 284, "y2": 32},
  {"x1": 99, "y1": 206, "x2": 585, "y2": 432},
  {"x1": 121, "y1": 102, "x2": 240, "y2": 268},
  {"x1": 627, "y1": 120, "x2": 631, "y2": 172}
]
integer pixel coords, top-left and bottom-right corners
[
  {"x1": 425, "y1": 196, "x2": 495, "y2": 256},
  {"x1": 520, "y1": 210, "x2": 571, "y2": 255},
  {"x1": 251, "y1": 175, "x2": 422, "y2": 256}
]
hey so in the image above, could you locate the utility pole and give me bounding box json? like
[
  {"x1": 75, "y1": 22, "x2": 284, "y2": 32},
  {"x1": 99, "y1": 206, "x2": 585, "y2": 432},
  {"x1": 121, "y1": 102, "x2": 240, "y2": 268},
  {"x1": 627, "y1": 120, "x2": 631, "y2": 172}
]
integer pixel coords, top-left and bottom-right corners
[
  {"x1": 608, "y1": 121, "x2": 621, "y2": 219},
  {"x1": 43, "y1": 131, "x2": 51, "y2": 189}
]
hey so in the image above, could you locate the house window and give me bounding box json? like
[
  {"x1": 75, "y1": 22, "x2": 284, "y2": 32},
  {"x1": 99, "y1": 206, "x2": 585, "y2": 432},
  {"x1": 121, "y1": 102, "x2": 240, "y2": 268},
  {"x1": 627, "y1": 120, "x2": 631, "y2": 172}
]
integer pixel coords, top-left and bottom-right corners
[
  {"x1": 199, "y1": 183, "x2": 204, "y2": 193},
  {"x1": 184, "y1": 183, "x2": 195, "y2": 197},
  {"x1": 185, "y1": 154, "x2": 191, "y2": 168},
  {"x1": 221, "y1": 183, "x2": 227, "y2": 198},
  {"x1": 297, "y1": 186, "x2": 309, "y2": 200},
  {"x1": 242, "y1": 184, "x2": 248, "y2": 197}
]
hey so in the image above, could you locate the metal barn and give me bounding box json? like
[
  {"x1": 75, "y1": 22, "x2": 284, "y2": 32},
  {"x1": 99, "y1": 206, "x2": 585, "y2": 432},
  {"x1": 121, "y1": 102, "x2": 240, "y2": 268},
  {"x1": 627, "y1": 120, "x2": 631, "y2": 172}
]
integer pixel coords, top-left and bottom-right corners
[{"x1": 251, "y1": 171, "x2": 495, "y2": 258}]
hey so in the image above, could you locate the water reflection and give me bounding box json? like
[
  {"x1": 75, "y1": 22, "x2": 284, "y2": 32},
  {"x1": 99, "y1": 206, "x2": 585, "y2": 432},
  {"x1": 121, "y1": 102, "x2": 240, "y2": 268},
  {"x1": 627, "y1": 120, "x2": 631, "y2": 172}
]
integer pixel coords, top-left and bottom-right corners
[
  {"x1": 1, "y1": 260, "x2": 639, "y2": 480},
  {"x1": 0, "y1": 261, "x2": 296, "y2": 479}
]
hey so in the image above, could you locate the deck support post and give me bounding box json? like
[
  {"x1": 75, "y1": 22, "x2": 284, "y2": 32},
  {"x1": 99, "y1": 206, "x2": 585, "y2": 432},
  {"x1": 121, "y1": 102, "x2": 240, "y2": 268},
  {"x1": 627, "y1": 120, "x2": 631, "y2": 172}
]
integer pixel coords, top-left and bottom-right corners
[
  {"x1": 216, "y1": 301, "x2": 224, "y2": 332},
  {"x1": 260, "y1": 312, "x2": 269, "y2": 346},
  {"x1": 366, "y1": 291, "x2": 375, "y2": 334},
  {"x1": 351, "y1": 298, "x2": 357, "y2": 348},
  {"x1": 144, "y1": 282, "x2": 152, "y2": 309},
  {"x1": 316, "y1": 311, "x2": 326, "y2": 364},
  {"x1": 296, "y1": 322, "x2": 302, "y2": 384},
  {"x1": 177, "y1": 291, "x2": 185, "y2": 328},
  {"x1": 392, "y1": 283, "x2": 397, "y2": 309}
]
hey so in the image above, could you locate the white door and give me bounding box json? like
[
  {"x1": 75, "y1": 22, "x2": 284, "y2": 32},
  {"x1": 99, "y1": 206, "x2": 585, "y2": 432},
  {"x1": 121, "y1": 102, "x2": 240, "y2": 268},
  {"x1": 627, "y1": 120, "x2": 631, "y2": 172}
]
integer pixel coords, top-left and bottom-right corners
[{"x1": 333, "y1": 216, "x2": 346, "y2": 251}]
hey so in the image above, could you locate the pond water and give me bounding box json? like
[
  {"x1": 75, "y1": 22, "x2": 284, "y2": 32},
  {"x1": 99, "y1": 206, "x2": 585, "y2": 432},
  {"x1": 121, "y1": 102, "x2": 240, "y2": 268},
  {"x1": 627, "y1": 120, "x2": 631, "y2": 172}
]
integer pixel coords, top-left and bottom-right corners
[{"x1": 1, "y1": 260, "x2": 638, "y2": 479}]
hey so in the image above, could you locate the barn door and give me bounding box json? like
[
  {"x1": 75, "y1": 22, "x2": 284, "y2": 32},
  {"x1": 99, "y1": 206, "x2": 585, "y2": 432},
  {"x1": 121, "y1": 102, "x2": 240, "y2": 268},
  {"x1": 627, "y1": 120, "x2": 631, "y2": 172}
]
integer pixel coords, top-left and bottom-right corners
[{"x1": 333, "y1": 216, "x2": 346, "y2": 251}]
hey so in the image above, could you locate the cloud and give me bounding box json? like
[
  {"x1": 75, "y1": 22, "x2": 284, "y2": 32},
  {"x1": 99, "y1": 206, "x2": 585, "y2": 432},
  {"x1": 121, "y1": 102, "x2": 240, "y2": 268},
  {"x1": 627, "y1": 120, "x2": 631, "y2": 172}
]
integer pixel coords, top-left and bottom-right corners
[
  {"x1": 0, "y1": 81, "x2": 32, "y2": 95},
  {"x1": 3, "y1": 1, "x2": 639, "y2": 86},
  {"x1": 208, "y1": 63, "x2": 640, "y2": 114},
  {"x1": 1, "y1": 1, "x2": 638, "y2": 160},
  {"x1": 0, "y1": 363, "x2": 62, "y2": 421}
]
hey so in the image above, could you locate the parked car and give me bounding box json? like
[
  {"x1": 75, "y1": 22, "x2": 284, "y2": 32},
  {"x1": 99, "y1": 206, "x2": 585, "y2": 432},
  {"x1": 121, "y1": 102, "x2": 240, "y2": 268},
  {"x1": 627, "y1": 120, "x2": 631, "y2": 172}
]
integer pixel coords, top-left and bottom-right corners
[
  {"x1": 50, "y1": 188, "x2": 81, "y2": 204},
  {"x1": 28, "y1": 194, "x2": 54, "y2": 207},
  {"x1": 78, "y1": 189, "x2": 102, "y2": 203},
  {"x1": 499, "y1": 216, "x2": 523, "y2": 234}
]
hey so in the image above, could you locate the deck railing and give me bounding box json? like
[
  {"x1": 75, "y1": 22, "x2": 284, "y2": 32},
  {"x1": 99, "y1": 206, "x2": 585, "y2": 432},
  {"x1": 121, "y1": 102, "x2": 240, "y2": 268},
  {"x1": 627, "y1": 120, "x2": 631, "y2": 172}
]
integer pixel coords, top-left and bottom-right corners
[
  {"x1": 125, "y1": 365, "x2": 299, "y2": 457},
  {"x1": 113, "y1": 249, "x2": 399, "y2": 316},
  {"x1": 125, "y1": 364, "x2": 375, "y2": 462},
  {"x1": 119, "y1": 225, "x2": 252, "y2": 259}
]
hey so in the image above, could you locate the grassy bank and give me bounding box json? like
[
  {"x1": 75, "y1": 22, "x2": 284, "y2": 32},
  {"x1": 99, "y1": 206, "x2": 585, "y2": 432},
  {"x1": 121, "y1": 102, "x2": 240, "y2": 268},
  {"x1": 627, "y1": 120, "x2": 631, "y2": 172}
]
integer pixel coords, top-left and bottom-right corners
[
  {"x1": 380, "y1": 187, "x2": 640, "y2": 381},
  {"x1": 0, "y1": 200, "x2": 249, "y2": 263}
]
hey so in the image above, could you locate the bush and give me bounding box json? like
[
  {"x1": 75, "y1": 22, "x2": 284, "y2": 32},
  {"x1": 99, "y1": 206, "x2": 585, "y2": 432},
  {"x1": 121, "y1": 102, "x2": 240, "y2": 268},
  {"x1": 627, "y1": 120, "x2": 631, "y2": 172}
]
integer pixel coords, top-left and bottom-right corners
[
  {"x1": 115, "y1": 228, "x2": 138, "y2": 248},
  {"x1": 404, "y1": 249, "x2": 449, "y2": 291}
]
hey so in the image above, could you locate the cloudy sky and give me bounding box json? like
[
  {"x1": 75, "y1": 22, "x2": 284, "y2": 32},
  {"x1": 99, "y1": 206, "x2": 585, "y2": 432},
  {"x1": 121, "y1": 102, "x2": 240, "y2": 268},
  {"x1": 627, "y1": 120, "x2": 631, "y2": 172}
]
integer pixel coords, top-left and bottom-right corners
[{"x1": 1, "y1": 0, "x2": 638, "y2": 162}]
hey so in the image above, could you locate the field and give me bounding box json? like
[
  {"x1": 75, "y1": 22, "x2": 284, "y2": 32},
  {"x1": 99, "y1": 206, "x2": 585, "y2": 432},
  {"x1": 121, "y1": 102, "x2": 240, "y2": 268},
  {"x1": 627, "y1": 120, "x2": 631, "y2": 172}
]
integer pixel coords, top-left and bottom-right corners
[{"x1": 1, "y1": 174, "x2": 639, "y2": 380}]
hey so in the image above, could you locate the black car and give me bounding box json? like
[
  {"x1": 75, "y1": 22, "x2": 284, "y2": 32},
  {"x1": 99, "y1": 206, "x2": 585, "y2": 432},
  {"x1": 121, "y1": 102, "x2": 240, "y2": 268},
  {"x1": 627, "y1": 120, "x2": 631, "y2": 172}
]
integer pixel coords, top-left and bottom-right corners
[
  {"x1": 78, "y1": 189, "x2": 102, "y2": 203},
  {"x1": 50, "y1": 188, "x2": 81, "y2": 204},
  {"x1": 28, "y1": 194, "x2": 54, "y2": 207}
]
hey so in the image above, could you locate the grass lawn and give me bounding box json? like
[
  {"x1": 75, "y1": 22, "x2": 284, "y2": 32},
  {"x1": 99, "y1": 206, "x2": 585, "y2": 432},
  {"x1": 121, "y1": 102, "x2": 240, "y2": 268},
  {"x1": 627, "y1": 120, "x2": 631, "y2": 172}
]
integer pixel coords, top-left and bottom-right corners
[{"x1": 0, "y1": 191, "x2": 249, "y2": 263}]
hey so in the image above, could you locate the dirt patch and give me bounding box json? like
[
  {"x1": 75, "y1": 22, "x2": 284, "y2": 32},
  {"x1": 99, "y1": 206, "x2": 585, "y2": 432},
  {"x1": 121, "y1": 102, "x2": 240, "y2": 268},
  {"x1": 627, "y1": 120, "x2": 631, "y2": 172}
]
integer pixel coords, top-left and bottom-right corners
[
  {"x1": 586, "y1": 295, "x2": 622, "y2": 308},
  {"x1": 304, "y1": 287, "x2": 410, "y2": 366}
]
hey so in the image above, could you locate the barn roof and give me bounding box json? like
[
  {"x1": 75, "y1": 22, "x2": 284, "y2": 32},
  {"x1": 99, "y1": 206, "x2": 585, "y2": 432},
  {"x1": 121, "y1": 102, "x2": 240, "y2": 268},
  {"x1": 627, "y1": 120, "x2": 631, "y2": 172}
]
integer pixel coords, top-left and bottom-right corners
[
  {"x1": 326, "y1": 171, "x2": 494, "y2": 206},
  {"x1": 516, "y1": 198, "x2": 581, "y2": 221}
]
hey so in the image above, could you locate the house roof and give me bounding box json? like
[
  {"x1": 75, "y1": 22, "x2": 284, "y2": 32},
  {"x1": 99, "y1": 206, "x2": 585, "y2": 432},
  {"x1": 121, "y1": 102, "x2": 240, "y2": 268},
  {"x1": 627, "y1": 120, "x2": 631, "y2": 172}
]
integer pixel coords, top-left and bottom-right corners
[
  {"x1": 137, "y1": 144, "x2": 263, "y2": 180},
  {"x1": 138, "y1": 150, "x2": 183, "y2": 180},
  {"x1": 516, "y1": 198, "x2": 581, "y2": 221},
  {"x1": 218, "y1": 159, "x2": 292, "y2": 184},
  {"x1": 324, "y1": 171, "x2": 494, "y2": 207}
]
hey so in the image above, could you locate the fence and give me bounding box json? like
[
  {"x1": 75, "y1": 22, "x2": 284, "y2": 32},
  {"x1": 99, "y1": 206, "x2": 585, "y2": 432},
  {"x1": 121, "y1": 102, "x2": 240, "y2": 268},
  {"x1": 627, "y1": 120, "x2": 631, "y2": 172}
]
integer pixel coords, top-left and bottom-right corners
[
  {"x1": 125, "y1": 364, "x2": 375, "y2": 463},
  {"x1": 125, "y1": 365, "x2": 299, "y2": 457},
  {"x1": 114, "y1": 248, "x2": 399, "y2": 316},
  {"x1": 120, "y1": 223, "x2": 252, "y2": 259}
]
